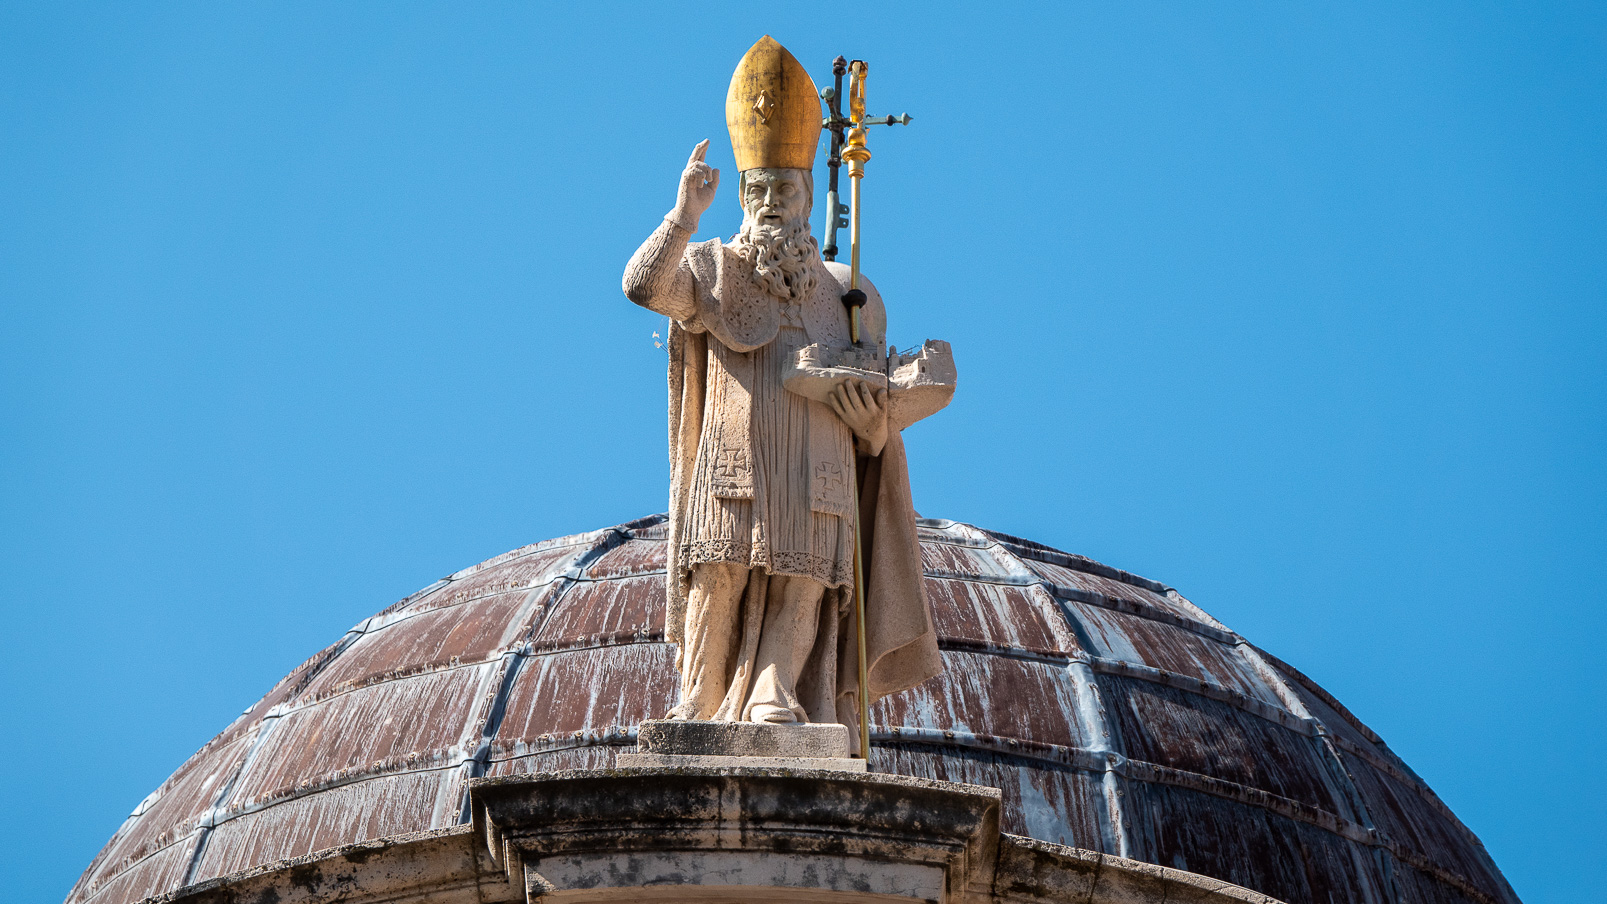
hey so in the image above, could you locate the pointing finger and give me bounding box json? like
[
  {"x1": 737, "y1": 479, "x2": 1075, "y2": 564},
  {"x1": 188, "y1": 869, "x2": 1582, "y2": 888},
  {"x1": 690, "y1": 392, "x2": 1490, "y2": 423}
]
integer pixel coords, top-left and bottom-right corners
[{"x1": 689, "y1": 139, "x2": 709, "y2": 165}]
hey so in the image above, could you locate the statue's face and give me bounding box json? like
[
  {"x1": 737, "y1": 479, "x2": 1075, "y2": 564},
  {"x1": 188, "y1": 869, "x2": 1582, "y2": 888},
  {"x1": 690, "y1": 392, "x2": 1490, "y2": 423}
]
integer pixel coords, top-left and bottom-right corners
[{"x1": 741, "y1": 168, "x2": 812, "y2": 228}]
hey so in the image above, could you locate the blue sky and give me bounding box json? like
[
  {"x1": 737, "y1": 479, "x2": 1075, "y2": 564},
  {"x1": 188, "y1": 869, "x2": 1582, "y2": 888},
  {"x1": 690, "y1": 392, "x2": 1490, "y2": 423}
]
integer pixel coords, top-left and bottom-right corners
[{"x1": 2, "y1": 4, "x2": 1602, "y2": 902}]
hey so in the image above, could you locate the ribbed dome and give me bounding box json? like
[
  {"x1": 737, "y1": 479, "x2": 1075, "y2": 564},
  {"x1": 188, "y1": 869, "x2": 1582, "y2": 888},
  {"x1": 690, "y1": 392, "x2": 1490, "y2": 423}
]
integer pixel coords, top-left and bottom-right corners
[{"x1": 68, "y1": 515, "x2": 1518, "y2": 904}]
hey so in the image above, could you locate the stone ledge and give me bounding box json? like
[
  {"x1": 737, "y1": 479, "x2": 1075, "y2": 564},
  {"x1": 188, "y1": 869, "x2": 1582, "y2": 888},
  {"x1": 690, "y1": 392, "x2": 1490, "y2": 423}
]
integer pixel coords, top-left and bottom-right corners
[
  {"x1": 139, "y1": 824, "x2": 515, "y2": 904},
  {"x1": 993, "y1": 834, "x2": 1287, "y2": 904},
  {"x1": 618, "y1": 751, "x2": 867, "y2": 772},
  {"x1": 637, "y1": 718, "x2": 853, "y2": 758}
]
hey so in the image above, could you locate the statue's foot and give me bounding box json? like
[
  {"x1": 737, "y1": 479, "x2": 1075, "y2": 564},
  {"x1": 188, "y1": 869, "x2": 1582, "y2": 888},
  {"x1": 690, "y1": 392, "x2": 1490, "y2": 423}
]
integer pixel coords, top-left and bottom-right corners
[
  {"x1": 750, "y1": 703, "x2": 797, "y2": 724},
  {"x1": 665, "y1": 701, "x2": 701, "y2": 721}
]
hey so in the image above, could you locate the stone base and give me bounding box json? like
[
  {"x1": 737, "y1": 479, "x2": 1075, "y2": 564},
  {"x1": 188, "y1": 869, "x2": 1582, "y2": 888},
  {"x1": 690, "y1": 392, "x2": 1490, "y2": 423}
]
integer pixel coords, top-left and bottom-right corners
[
  {"x1": 617, "y1": 752, "x2": 866, "y2": 772},
  {"x1": 636, "y1": 719, "x2": 854, "y2": 758}
]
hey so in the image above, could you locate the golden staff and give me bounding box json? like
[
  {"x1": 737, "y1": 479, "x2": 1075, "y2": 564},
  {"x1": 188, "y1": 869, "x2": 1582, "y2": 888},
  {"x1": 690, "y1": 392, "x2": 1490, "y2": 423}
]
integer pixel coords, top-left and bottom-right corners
[
  {"x1": 839, "y1": 60, "x2": 873, "y2": 761},
  {"x1": 829, "y1": 58, "x2": 910, "y2": 761}
]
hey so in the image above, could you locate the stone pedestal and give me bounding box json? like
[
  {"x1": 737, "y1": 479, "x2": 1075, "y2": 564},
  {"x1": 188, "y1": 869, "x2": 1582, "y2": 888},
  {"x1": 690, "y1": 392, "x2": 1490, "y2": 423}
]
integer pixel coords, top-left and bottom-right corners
[
  {"x1": 465, "y1": 767, "x2": 1282, "y2": 904},
  {"x1": 617, "y1": 719, "x2": 866, "y2": 772},
  {"x1": 473, "y1": 767, "x2": 1001, "y2": 904}
]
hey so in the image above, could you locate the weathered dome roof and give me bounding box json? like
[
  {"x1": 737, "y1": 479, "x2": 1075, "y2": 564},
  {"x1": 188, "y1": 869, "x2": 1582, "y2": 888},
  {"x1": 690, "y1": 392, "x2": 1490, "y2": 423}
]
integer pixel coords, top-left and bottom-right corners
[{"x1": 69, "y1": 515, "x2": 1518, "y2": 904}]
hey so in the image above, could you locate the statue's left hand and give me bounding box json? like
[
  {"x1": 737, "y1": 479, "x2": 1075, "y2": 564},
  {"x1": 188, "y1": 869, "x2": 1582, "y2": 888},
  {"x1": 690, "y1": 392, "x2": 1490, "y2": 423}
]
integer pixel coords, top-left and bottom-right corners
[{"x1": 830, "y1": 378, "x2": 888, "y2": 456}]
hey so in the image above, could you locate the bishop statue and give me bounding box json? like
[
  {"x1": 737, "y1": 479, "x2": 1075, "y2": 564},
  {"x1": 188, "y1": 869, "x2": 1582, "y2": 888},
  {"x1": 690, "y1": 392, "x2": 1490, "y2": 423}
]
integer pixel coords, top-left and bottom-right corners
[{"x1": 623, "y1": 37, "x2": 952, "y2": 747}]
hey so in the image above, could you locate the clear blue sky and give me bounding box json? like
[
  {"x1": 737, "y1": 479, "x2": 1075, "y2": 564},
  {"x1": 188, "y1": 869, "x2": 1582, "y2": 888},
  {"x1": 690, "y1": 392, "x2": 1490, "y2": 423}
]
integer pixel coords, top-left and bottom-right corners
[{"x1": 3, "y1": 4, "x2": 1602, "y2": 902}]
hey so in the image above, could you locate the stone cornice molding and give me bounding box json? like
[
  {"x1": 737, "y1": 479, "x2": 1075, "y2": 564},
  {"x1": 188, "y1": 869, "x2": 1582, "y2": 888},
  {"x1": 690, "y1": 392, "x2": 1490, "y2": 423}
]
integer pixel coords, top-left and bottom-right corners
[
  {"x1": 138, "y1": 768, "x2": 1287, "y2": 904},
  {"x1": 471, "y1": 767, "x2": 1003, "y2": 904}
]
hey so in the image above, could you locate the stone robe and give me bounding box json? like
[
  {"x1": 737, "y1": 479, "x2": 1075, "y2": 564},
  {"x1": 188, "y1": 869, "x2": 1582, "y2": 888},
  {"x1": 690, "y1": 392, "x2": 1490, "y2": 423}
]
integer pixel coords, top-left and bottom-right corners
[{"x1": 626, "y1": 222, "x2": 942, "y2": 739}]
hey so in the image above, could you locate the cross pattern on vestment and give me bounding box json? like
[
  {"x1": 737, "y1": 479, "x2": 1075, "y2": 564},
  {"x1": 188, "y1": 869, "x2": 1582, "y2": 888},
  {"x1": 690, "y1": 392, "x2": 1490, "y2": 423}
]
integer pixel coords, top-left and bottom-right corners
[
  {"x1": 814, "y1": 462, "x2": 845, "y2": 498},
  {"x1": 715, "y1": 448, "x2": 751, "y2": 481}
]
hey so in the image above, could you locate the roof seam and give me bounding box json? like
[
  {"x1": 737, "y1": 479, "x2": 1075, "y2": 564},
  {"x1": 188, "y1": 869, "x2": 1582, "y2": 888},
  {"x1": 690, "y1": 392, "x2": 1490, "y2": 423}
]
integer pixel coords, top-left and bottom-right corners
[
  {"x1": 1229, "y1": 638, "x2": 1397, "y2": 904},
  {"x1": 1251, "y1": 643, "x2": 1387, "y2": 745},
  {"x1": 1382, "y1": 838, "x2": 1509, "y2": 904},
  {"x1": 455, "y1": 525, "x2": 636, "y2": 823},
  {"x1": 1246, "y1": 642, "x2": 1512, "y2": 872},
  {"x1": 164, "y1": 530, "x2": 634, "y2": 841},
  {"x1": 176, "y1": 617, "x2": 373, "y2": 891},
  {"x1": 257, "y1": 656, "x2": 500, "y2": 714},
  {"x1": 935, "y1": 640, "x2": 1321, "y2": 736},
  {"x1": 72, "y1": 627, "x2": 385, "y2": 904},
  {"x1": 72, "y1": 826, "x2": 206, "y2": 904},
  {"x1": 355, "y1": 565, "x2": 668, "y2": 641},
  {"x1": 447, "y1": 531, "x2": 624, "y2": 579},
  {"x1": 923, "y1": 570, "x2": 1236, "y2": 643},
  {"x1": 171, "y1": 758, "x2": 469, "y2": 835},
  {"x1": 942, "y1": 521, "x2": 1132, "y2": 860},
  {"x1": 915, "y1": 523, "x2": 1172, "y2": 595},
  {"x1": 273, "y1": 634, "x2": 678, "y2": 715}
]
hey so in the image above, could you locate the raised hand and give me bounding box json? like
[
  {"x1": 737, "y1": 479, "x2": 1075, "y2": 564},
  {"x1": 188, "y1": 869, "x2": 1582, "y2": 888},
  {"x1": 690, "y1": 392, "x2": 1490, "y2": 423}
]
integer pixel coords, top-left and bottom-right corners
[{"x1": 672, "y1": 139, "x2": 720, "y2": 228}]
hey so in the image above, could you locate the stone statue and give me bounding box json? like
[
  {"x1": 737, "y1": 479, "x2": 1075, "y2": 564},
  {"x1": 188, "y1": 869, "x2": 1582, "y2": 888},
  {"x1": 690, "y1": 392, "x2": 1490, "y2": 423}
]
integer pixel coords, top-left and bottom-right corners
[{"x1": 622, "y1": 37, "x2": 949, "y2": 744}]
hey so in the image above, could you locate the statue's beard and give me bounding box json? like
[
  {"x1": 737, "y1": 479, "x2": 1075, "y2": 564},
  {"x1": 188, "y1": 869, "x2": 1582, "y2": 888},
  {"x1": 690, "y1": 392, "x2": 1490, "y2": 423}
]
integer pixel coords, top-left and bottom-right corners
[{"x1": 730, "y1": 217, "x2": 819, "y2": 303}]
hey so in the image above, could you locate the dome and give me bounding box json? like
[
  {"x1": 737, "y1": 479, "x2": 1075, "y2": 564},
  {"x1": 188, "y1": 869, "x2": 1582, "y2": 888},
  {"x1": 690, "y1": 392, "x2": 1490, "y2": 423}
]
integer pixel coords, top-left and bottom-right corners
[{"x1": 68, "y1": 515, "x2": 1518, "y2": 904}]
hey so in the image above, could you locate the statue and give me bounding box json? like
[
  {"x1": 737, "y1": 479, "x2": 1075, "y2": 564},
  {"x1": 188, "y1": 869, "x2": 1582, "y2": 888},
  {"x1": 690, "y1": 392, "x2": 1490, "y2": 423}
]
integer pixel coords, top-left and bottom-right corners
[{"x1": 622, "y1": 37, "x2": 952, "y2": 748}]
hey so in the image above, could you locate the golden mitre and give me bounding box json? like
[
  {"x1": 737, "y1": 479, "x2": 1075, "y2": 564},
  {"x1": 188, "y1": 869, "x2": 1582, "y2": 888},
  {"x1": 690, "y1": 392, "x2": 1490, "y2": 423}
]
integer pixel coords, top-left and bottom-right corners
[{"x1": 726, "y1": 36, "x2": 822, "y2": 172}]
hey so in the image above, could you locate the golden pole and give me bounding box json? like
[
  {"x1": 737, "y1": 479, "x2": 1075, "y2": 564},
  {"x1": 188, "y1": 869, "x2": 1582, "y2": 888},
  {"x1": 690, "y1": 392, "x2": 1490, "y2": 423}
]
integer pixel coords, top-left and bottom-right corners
[
  {"x1": 844, "y1": 63, "x2": 871, "y2": 301},
  {"x1": 850, "y1": 172, "x2": 863, "y2": 298},
  {"x1": 850, "y1": 463, "x2": 870, "y2": 759},
  {"x1": 840, "y1": 60, "x2": 873, "y2": 761}
]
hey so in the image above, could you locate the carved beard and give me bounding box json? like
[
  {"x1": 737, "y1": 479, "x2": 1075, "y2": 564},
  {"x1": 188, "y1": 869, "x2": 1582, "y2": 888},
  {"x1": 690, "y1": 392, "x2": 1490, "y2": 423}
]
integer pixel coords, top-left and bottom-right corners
[{"x1": 730, "y1": 217, "x2": 819, "y2": 304}]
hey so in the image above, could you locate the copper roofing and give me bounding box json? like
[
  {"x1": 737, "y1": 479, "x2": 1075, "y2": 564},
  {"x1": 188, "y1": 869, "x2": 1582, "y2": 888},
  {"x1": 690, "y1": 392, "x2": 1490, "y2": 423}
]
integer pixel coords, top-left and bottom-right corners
[{"x1": 67, "y1": 515, "x2": 1519, "y2": 904}]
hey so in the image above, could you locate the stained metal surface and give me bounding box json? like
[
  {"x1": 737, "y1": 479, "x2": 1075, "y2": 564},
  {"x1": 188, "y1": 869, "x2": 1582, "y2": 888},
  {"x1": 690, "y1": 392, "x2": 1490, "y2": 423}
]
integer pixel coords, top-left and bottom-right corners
[
  {"x1": 1102, "y1": 675, "x2": 1351, "y2": 815},
  {"x1": 1126, "y1": 782, "x2": 1391, "y2": 904},
  {"x1": 67, "y1": 514, "x2": 1520, "y2": 904},
  {"x1": 872, "y1": 745, "x2": 1108, "y2": 849},
  {"x1": 194, "y1": 769, "x2": 462, "y2": 883},
  {"x1": 924, "y1": 576, "x2": 1082, "y2": 656},
  {"x1": 64, "y1": 641, "x2": 346, "y2": 904}
]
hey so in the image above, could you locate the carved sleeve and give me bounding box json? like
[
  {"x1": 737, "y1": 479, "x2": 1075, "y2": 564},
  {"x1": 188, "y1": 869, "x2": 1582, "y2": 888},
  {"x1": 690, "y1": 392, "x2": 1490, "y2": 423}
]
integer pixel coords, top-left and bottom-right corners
[{"x1": 622, "y1": 218, "x2": 697, "y2": 322}]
